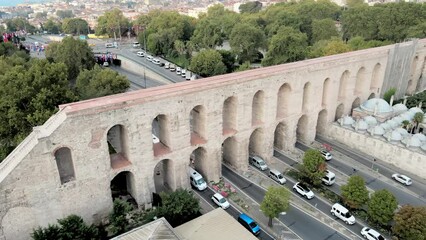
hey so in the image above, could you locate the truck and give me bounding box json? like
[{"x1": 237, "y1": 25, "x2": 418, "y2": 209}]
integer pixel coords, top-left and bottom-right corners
[{"x1": 188, "y1": 167, "x2": 207, "y2": 191}]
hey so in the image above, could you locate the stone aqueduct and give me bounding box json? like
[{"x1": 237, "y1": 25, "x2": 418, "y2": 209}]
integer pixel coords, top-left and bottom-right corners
[{"x1": 1, "y1": 39, "x2": 426, "y2": 240}]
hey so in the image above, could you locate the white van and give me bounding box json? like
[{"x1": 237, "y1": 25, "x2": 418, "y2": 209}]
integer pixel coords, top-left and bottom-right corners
[
  {"x1": 164, "y1": 62, "x2": 170, "y2": 69},
  {"x1": 249, "y1": 155, "x2": 268, "y2": 171},
  {"x1": 331, "y1": 203, "x2": 356, "y2": 225},
  {"x1": 188, "y1": 167, "x2": 207, "y2": 191},
  {"x1": 146, "y1": 55, "x2": 153, "y2": 62},
  {"x1": 322, "y1": 170, "x2": 336, "y2": 186},
  {"x1": 181, "y1": 69, "x2": 186, "y2": 77},
  {"x1": 176, "y1": 67, "x2": 181, "y2": 75},
  {"x1": 170, "y1": 64, "x2": 176, "y2": 71},
  {"x1": 269, "y1": 169, "x2": 286, "y2": 184}
]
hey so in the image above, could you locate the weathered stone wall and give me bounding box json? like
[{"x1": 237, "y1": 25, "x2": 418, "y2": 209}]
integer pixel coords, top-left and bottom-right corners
[{"x1": 0, "y1": 39, "x2": 425, "y2": 240}]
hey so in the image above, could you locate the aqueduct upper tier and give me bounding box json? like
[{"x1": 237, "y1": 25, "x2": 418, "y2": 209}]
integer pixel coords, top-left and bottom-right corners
[{"x1": 1, "y1": 39, "x2": 425, "y2": 240}]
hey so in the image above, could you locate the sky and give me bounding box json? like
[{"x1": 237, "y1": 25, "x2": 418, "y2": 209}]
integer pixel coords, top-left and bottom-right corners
[{"x1": 0, "y1": 0, "x2": 48, "y2": 7}]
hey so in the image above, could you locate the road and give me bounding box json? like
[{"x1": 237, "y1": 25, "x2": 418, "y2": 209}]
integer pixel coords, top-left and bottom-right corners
[
  {"x1": 109, "y1": 65, "x2": 164, "y2": 91},
  {"x1": 222, "y1": 164, "x2": 352, "y2": 240},
  {"x1": 294, "y1": 140, "x2": 426, "y2": 206}
]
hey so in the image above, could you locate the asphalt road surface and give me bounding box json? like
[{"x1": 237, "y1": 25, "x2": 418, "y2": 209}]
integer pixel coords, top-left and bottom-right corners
[{"x1": 109, "y1": 65, "x2": 164, "y2": 91}]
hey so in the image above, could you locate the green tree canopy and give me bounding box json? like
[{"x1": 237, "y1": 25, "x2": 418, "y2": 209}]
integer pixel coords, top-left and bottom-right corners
[
  {"x1": 218, "y1": 49, "x2": 236, "y2": 73},
  {"x1": 189, "y1": 49, "x2": 227, "y2": 77},
  {"x1": 158, "y1": 188, "x2": 200, "y2": 227},
  {"x1": 298, "y1": 149, "x2": 326, "y2": 186},
  {"x1": 45, "y1": 37, "x2": 95, "y2": 81},
  {"x1": 109, "y1": 199, "x2": 133, "y2": 235},
  {"x1": 407, "y1": 22, "x2": 426, "y2": 39},
  {"x1": 5, "y1": 18, "x2": 36, "y2": 32},
  {"x1": 95, "y1": 8, "x2": 130, "y2": 38},
  {"x1": 262, "y1": 26, "x2": 308, "y2": 66},
  {"x1": 260, "y1": 186, "x2": 291, "y2": 227},
  {"x1": 393, "y1": 205, "x2": 426, "y2": 240},
  {"x1": 62, "y1": 18, "x2": 89, "y2": 35},
  {"x1": 309, "y1": 38, "x2": 352, "y2": 58},
  {"x1": 367, "y1": 189, "x2": 398, "y2": 226},
  {"x1": 229, "y1": 23, "x2": 265, "y2": 63},
  {"x1": 340, "y1": 175, "x2": 369, "y2": 209},
  {"x1": 43, "y1": 18, "x2": 61, "y2": 34},
  {"x1": 311, "y1": 18, "x2": 339, "y2": 43},
  {"x1": 56, "y1": 10, "x2": 74, "y2": 20},
  {"x1": 239, "y1": 1, "x2": 263, "y2": 14},
  {"x1": 76, "y1": 65, "x2": 130, "y2": 100}
]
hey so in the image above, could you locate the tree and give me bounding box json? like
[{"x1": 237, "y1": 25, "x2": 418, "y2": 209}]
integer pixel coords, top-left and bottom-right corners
[
  {"x1": 236, "y1": 61, "x2": 252, "y2": 72},
  {"x1": 62, "y1": 18, "x2": 89, "y2": 35},
  {"x1": 43, "y1": 18, "x2": 61, "y2": 34},
  {"x1": 260, "y1": 186, "x2": 291, "y2": 227},
  {"x1": 229, "y1": 23, "x2": 265, "y2": 63},
  {"x1": 383, "y1": 88, "x2": 396, "y2": 103},
  {"x1": 218, "y1": 49, "x2": 236, "y2": 73},
  {"x1": 5, "y1": 18, "x2": 36, "y2": 32},
  {"x1": 109, "y1": 199, "x2": 133, "y2": 235},
  {"x1": 56, "y1": 10, "x2": 74, "y2": 20},
  {"x1": 309, "y1": 38, "x2": 352, "y2": 58},
  {"x1": 189, "y1": 49, "x2": 227, "y2": 77},
  {"x1": 298, "y1": 149, "x2": 326, "y2": 186},
  {"x1": 158, "y1": 188, "x2": 200, "y2": 227},
  {"x1": 346, "y1": 0, "x2": 366, "y2": 8},
  {"x1": 239, "y1": 1, "x2": 263, "y2": 14},
  {"x1": 262, "y1": 26, "x2": 308, "y2": 66},
  {"x1": 96, "y1": 8, "x2": 130, "y2": 38},
  {"x1": 407, "y1": 22, "x2": 426, "y2": 39},
  {"x1": 367, "y1": 189, "x2": 398, "y2": 226},
  {"x1": 393, "y1": 205, "x2": 426, "y2": 240},
  {"x1": 413, "y1": 112, "x2": 424, "y2": 133},
  {"x1": 340, "y1": 175, "x2": 369, "y2": 209},
  {"x1": 76, "y1": 65, "x2": 130, "y2": 100},
  {"x1": 311, "y1": 18, "x2": 339, "y2": 43},
  {"x1": 35, "y1": 12, "x2": 47, "y2": 20},
  {"x1": 45, "y1": 37, "x2": 95, "y2": 81}
]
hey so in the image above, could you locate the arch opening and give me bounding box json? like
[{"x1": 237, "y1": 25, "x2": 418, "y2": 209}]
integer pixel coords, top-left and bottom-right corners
[
  {"x1": 223, "y1": 96, "x2": 238, "y2": 135},
  {"x1": 274, "y1": 122, "x2": 288, "y2": 150},
  {"x1": 321, "y1": 78, "x2": 331, "y2": 107},
  {"x1": 152, "y1": 114, "x2": 171, "y2": 157},
  {"x1": 368, "y1": 93, "x2": 375, "y2": 99},
  {"x1": 222, "y1": 137, "x2": 238, "y2": 167},
  {"x1": 370, "y1": 63, "x2": 381, "y2": 91},
  {"x1": 338, "y1": 71, "x2": 350, "y2": 101},
  {"x1": 54, "y1": 147, "x2": 75, "y2": 184},
  {"x1": 107, "y1": 124, "x2": 130, "y2": 169},
  {"x1": 335, "y1": 103, "x2": 345, "y2": 121},
  {"x1": 316, "y1": 109, "x2": 328, "y2": 135},
  {"x1": 189, "y1": 147, "x2": 208, "y2": 178},
  {"x1": 351, "y1": 97, "x2": 361, "y2": 111},
  {"x1": 276, "y1": 83, "x2": 291, "y2": 119},
  {"x1": 249, "y1": 128, "x2": 264, "y2": 156},
  {"x1": 302, "y1": 82, "x2": 312, "y2": 112},
  {"x1": 153, "y1": 159, "x2": 172, "y2": 194},
  {"x1": 252, "y1": 91, "x2": 265, "y2": 126},
  {"x1": 190, "y1": 105, "x2": 207, "y2": 145},
  {"x1": 354, "y1": 67, "x2": 366, "y2": 95},
  {"x1": 110, "y1": 171, "x2": 137, "y2": 206},
  {"x1": 296, "y1": 115, "x2": 309, "y2": 144}
]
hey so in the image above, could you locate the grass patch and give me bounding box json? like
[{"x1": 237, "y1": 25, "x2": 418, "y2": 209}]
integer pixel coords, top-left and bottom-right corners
[{"x1": 165, "y1": 54, "x2": 190, "y2": 68}]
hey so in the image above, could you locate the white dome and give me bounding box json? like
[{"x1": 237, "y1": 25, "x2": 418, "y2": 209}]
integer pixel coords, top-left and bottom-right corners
[
  {"x1": 386, "y1": 119, "x2": 399, "y2": 129},
  {"x1": 368, "y1": 125, "x2": 385, "y2": 135},
  {"x1": 393, "y1": 103, "x2": 408, "y2": 113},
  {"x1": 400, "y1": 113, "x2": 412, "y2": 121},
  {"x1": 392, "y1": 116, "x2": 404, "y2": 124},
  {"x1": 422, "y1": 144, "x2": 426, "y2": 152},
  {"x1": 409, "y1": 107, "x2": 423, "y2": 114},
  {"x1": 352, "y1": 120, "x2": 368, "y2": 131},
  {"x1": 360, "y1": 98, "x2": 393, "y2": 114},
  {"x1": 380, "y1": 122, "x2": 392, "y2": 131},
  {"x1": 394, "y1": 127, "x2": 408, "y2": 136},
  {"x1": 338, "y1": 116, "x2": 355, "y2": 126},
  {"x1": 401, "y1": 136, "x2": 422, "y2": 147},
  {"x1": 363, "y1": 116, "x2": 378, "y2": 126},
  {"x1": 384, "y1": 130, "x2": 403, "y2": 141},
  {"x1": 413, "y1": 133, "x2": 426, "y2": 142}
]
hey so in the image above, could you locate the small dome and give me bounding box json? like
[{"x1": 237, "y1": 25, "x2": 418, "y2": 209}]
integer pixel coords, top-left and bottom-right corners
[
  {"x1": 368, "y1": 125, "x2": 385, "y2": 135},
  {"x1": 395, "y1": 127, "x2": 408, "y2": 136},
  {"x1": 384, "y1": 130, "x2": 403, "y2": 141},
  {"x1": 392, "y1": 116, "x2": 404, "y2": 124},
  {"x1": 422, "y1": 144, "x2": 426, "y2": 152},
  {"x1": 386, "y1": 119, "x2": 399, "y2": 129},
  {"x1": 393, "y1": 103, "x2": 408, "y2": 113},
  {"x1": 352, "y1": 120, "x2": 368, "y2": 131},
  {"x1": 363, "y1": 116, "x2": 378, "y2": 126},
  {"x1": 409, "y1": 107, "x2": 423, "y2": 114},
  {"x1": 338, "y1": 116, "x2": 355, "y2": 126},
  {"x1": 400, "y1": 113, "x2": 412, "y2": 121},
  {"x1": 413, "y1": 133, "x2": 426, "y2": 142},
  {"x1": 380, "y1": 122, "x2": 391, "y2": 131},
  {"x1": 401, "y1": 136, "x2": 422, "y2": 147},
  {"x1": 360, "y1": 98, "x2": 393, "y2": 114}
]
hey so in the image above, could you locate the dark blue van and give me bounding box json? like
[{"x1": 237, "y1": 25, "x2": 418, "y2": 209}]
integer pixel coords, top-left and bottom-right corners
[{"x1": 237, "y1": 213, "x2": 261, "y2": 235}]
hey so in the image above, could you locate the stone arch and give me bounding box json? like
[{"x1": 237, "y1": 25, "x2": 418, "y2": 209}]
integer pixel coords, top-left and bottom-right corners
[
  {"x1": 368, "y1": 93, "x2": 375, "y2": 99},
  {"x1": 338, "y1": 70, "x2": 350, "y2": 101},
  {"x1": 274, "y1": 122, "x2": 288, "y2": 150},
  {"x1": 302, "y1": 82, "x2": 313, "y2": 112},
  {"x1": 370, "y1": 63, "x2": 381, "y2": 91},
  {"x1": 276, "y1": 83, "x2": 291, "y2": 119},
  {"x1": 190, "y1": 105, "x2": 207, "y2": 145},
  {"x1": 2, "y1": 207, "x2": 38, "y2": 240},
  {"x1": 296, "y1": 115, "x2": 309, "y2": 143},
  {"x1": 110, "y1": 171, "x2": 137, "y2": 203},
  {"x1": 321, "y1": 78, "x2": 331, "y2": 107},
  {"x1": 249, "y1": 128, "x2": 264, "y2": 156},
  {"x1": 190, "y1": 147, "x2": 208, "y2": 177},
  {"x1": 222, "y1": 137, "x2": 238, "y2": 167},
  {"x1": 351, "y1": 97, "x2": 361, "y2": 111},
  {"x1": 335, "y1": 103, "x2": 345, "y2": 121},
  {"x1": 152, "y1": 114, "x2": 171, "y2": 157},
  {"x1": 153, "y1": 159, "x2": 173, "y2": 193},
  {"x1": 252, "y1": 90, "x2": 265, "y2": 126},
  {"x1": 316, "y1": 109, "x2": 328, "y2": 135},
  {"x1": 223, "y1": 96, "x2": 238, "y2": 135},
  {"x1": 354, "y1": 67, "x2": 367, "y2": 95},
  {"x1": 54, "y1": 147, "x2": 75, "y2": 184},
  {"x1": 107, "y1": 124, "x2": 130, "y2": 169}
]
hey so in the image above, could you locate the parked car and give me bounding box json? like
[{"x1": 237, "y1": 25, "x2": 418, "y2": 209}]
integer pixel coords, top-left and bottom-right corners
[
  {"x1": 237, "y1": 213, "x2": 260, "y2": 236},
  {"x1": 331, "y1": 203, "x2": 356, "y2": 225},
  {"x1": 181, "y1": 69, "x2": 186, "y2": 77},
  {"x1": 165, "y1": 62, "x2": 170, "y2": 69},
  {"x1": 249, "y1": 155, "x2": 268, "y2": 171},
  {"x1": 361, "y1": 227, "x2": 386, "y2": 240},
  {"x1": 170, "y1": 64, "x2": 176, "y2": 71},
  {"x1": 292, "y1": 182, "x2": 314, "y2": 199},
  {"x1": 176, "y1": 67, "x2": 182, "y2": 75},
  {"x1": 132, "y1": 42, "x2": 140, "y2": 48},
  {"x1": 152, "y1": 58, "x2": 161, "y2": 65},
  {"x1": 392, "y1": 173, "x2": 412, "y2": 186},
  {"x1": 320, "y1": 150, "x2": 332, "y2": 161},
  {"x1": 269, "y1": 169, "x2": 286, "y2": 184},
  {"x1": 322, "y1": 170, "x2": 336, "y2": 186},
  {"x1": 136, "y1": 51, "x2": 145, "y2": 57},
  {"x1": 146, "y1": 55, "x2": 153, "y2": 62},
  {"x1": 211, "y1": 193, "x2": 230, "y2": 209}
]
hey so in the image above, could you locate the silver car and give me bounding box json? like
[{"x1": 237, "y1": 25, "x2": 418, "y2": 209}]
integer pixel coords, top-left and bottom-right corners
[{"x1": 392, "y1": 173, "x2": 412, "y2": 186}]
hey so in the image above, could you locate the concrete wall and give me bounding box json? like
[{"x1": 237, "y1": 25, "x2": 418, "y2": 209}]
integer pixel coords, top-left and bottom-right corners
[{"x1": 0, "y1": 39, "x2": 426, "y2": 240}]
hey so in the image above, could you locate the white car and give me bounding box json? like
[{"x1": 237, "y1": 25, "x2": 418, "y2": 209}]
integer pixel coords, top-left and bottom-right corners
[
  {"x1": 392, "y1": 173, "x2": 412, "y2": 186},
  {"x1": 152, "y1": 58, "x2": 161, "y2": 65},
  {"x1": 152, "y1": 134, "x2": 160, "y2": 144},
  {"x1": 211, "y1": 193, "x2": 230, "y2": 209},
  {"x1": 293, "y1": 182, "x2": 314, "y2": 199},
  {"x1": 136, "y1": 51, "x2": 145, "y2": 57},
  {"x1": 320, "y1": 150, "x2": 332, "y2": 161},
  {"x1": 132, "y1": 42, "x2": 140, "y2": 48},
  {"x1": 361, "y1": 227, "x2": 386, "y2": 240}
]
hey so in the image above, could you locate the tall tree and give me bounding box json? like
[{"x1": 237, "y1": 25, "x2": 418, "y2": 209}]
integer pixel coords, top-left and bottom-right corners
[
  {"x1": 239, "y1": 1, "x2": 263, "y2": 14},
  {"x1": 45, "y1": 37, "x2": 95, "y2": 81},
  {"x1": 5, "y1": 18, "x2": 36, "y2": 32},
  {"x1": 229, "y1": 23, "x2": 265, "y2": 63},
  {"x1": 367, "y1": 189, "x2": 398, "y2": 226},
  {"x1": 309, "y1": 38, "x2": 352, "y2": 58},
  {"x1": 263, "y1": 26, "x2": 308, "y2": 66},
  {"x1": 62, "y1": 18, "x2": 89, "y2": 35},
  {"x1": 260, "y1": 186, "x2": 291, "y2": 227},
  {"x1": 43, "y1": 18, "x2": 61, "y2": 34},
  {"x1": 393, "y1": 205, "x2": 426, "y2": 240},
  {"x1": 189, "y1": 49, "x2": 226, "y2": 77},
  {"x1": 158, "y1": 188, "x2": 200, "y2": 227},
  {"x1": 298, "y1": 149, "x2": 326, "y2": 186},
  {"x1": 95, "y1": 9, "x2": 130, "y2": 38},
  {"x1": 109, "y1": 199, "x2": 133, "y2": 235},
  {"x1": 340, "y1": 175, "x2": 369, "y2": 209},
  {"x1": 413, "y1": 112, "x2": 424, "y2": 133},
  {"x1": 311, "y1": 18, "x2": 339, "y2": 44}
]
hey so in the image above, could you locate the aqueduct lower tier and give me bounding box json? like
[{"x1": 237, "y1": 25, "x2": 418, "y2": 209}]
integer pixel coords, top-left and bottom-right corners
[{"x1": 1, "y1": 39, "x2": 426, "y2": 240}]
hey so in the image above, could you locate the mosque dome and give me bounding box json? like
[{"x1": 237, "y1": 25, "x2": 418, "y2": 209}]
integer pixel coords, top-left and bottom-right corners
[
  {"x1": 352, "y1": 120, "x2": 368, "y2": 131},
  {"x1": 368, "y1": 125, "x2": 385, "y2": 136},
  {"x1": 392, "y1": 116, "x2": 404, "y2": 124},
  {"x1": 360, "y1": 98, "x2": 393, "y2": 114},
  {"x1": 384, "y1": 130, "x2": 403, "y2": 141},
  {"x1": 422, "y1": 144, "x2": 426, "y2": 152},
  {"x1": 392, "y1": 103, "x2": 408, "y2": 113},
  {"x1": 413, "y1": 133, "x2": 426, "y2": 142},
  {"x1": 363, "y1": 116, "x2": 378, "y2": 126},
  {"x1": 409, "y1": 107, "x2": 423, "y2": 114},
  {"x1": 380, "y1": 122, "x2": 391, "y2": 131},
  {"x1": 386, "y1": 119, "x2": 399, "y2": 129},
  {"x1": 395, "y1": 127, "x2": 408, "y2": 136},
  {"x1": 401, "y1": 136, "x2": 422, "y2": 148},
  {"x1": 338, "y1": 116, "x2": 355, "y2": 126},
  {"x1": 400, "y1": 113, "x2": 412, "y2": 121}
]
